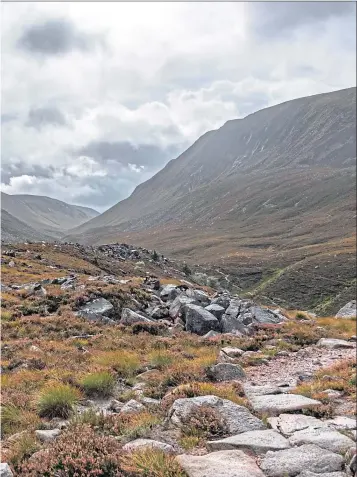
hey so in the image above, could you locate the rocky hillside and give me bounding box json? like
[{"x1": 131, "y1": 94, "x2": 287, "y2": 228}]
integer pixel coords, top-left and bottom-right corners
[
  {"x1": 1, "y1": 242, "x2": 356, "y2": 476},
  {"x1": 1, "y1": 192, "x2": 99, "y2": 241},
  {"x1": 65, "y1": 87, "x2": 356, "y2": 312}
]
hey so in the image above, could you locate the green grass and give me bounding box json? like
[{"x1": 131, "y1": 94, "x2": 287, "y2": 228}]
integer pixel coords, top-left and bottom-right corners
[
  {"x1": 37, "y1": 384, "x2": 80, "y2": 419},
  {"x1": 80, "y1": 371, "x2": 116, "y2": 397}
]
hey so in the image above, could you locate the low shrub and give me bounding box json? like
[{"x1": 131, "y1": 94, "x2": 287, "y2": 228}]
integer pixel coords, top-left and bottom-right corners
[
  {"x1": 148, "y1": 350, "x2": 174, "y2": 370},
  {"x1": 121, "y1": 448, "x2": 186, "y2": 477},
  {"x1": 19, "y1": 424, "x2": 122, "y2": 476},
  {"x1": 94, "y1": 351, "x2": 140, "y2": 378},
  {"x1": 180, "y1": 405, "x2": 228, "y2": 438},
  {"x1": 80, "y1": 371, "x2": 116, "y2": 397},
  {"x1": 37, "y1": 384, "x2": 80, "y2": 419}
]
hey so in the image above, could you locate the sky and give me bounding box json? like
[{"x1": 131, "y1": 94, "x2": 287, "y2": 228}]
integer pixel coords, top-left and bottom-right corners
[{"x1": 1, "y1": 2, "x2": 356, "y2": 212}]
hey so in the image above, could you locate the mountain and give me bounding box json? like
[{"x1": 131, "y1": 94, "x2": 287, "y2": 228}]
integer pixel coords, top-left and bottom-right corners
[
  {"x1": 1, "y1": 193, "x2": 99, "y2": 241},
  {"x1": 66, "y1": 87, "x2": 356, "y2": 312},
  {"x1": 1, "y1": 209, "x2": 54, "y2": 243}
]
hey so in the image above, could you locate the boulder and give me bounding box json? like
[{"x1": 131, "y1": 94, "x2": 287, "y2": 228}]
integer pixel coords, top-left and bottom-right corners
[
  {"x1": 176, "y1": 450, "x2": 266, "y2": 477},
  {"x1": 260, "y1": 444, "x2": 344, "y2": 476},
  {"x1": 211, "y1": 294, "x2": 231, "y2": 310},
  {"x1": 0, "y1": 464, "x2": 13, "y2": 477},
  {"x1": 219, "y1": 347, "x2": 244, "y2": 362},
  {"x1": 169, "y1": 395, "x2": 265, "y2": 435},
  {"x1": 267, "y1": 413, "x2": 327, "y2": 436},
  {"x1": 205, "y1": 304, "x2": 225, "y2": 320},
  {"x1": 122, "y1": 438, "x2": 174, "y2": 454},
  {"x1": 317, "y1": 338, "x2": 355, "y2": 349},
  {"x1": 252, "y1": 306, "x2": 286, "y2": 324},
  {"x1": 78, "y1": 298, "x2": 113, "y2": 316},
  {"x1": 35, "y1": 429, "x2": 61, "y2": 442},
  {"x1": 185, "y1": 305, "x2": 220, "y2": 335},
  {"x1": 186, "y1": 289, "x2": 210, "y2": 306},
  {"x1": 169, "y1": 295, "x2": 196, "y2": 319},
  {"x1": 121, "y1": 308, "x2": 153, "y2": 325},
  {"x1": 249, "y1": 394, "x2": 321, "y2": 416},
  {"x1": 147, "y1": 305, "x2": 169, "y2": 319},
  {"x1": 207, "y1": 429, "x2": 290, "y2": 454},
  {"x1": 202, "y1": 330, "x2": 221, "y2": 339},
  {"x1": 335, "y1": 301, "x2": 356, "y2": 319},
  {"x1": 120, "y1": 399, "x2": 145, "y2": 414},
  {"x1": 207, "y1": 363, "x2": 246, "y2": 382},
  {"x1": 160, "y1": 285, "x2": 180, "y2": 301},
  {"x1": 289, "y1": 427, "x2": 354, "y2": 454}
]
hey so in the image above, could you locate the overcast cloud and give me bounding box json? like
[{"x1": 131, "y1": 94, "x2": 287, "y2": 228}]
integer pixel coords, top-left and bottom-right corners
[{"x1": 1, "y1": 2, "x2": 356, "y2": 211}]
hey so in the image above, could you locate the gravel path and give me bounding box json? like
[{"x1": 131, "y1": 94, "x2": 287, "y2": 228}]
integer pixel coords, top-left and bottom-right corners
[{"x1": 246, "y1": 345, "x2": 356, "y2": 387}]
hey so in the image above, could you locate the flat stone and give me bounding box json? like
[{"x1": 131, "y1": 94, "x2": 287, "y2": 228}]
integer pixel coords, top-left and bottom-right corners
[
  {"x1": 260, "y1": 444, "x2": 344, "y2": 476},
  {"x1": 317, "y1": 338, "x2": 355, "y2": 349},
  {"x1": 169, "y1": 395, "x2": 265, "y2": 435},
  {"x1": 176, "y1": 450, "x2": 266, "y2": 477},
  {"x1": 120, "y1": 399, "x2": 145, "y2": 414},
  {"x1": 268, "y1": 413, "x2": 327, "y2": 436},
  {"x1": 249, "y1": 393, "x2": 321, "y2": 416},
  {"x1": 207, "y1": 429, "x2": 290, "y2": 454},
  {"x1": 326, "y1": 416, "x2": 357, "y2": 430},
  {"x1": 122, "y1": 438, "x2": 174, "y2": 454},
  {"x1": 0, "y1": 464, "x2": 13, "y2": 477},
  {"x1": 298, "y1": 472, "x2": 347, "y2": 477},
  {"x1": 244, "y1": 384, "x2": 283, "y2": 398},
  {"x1": 207, "y1": 363, "x2": 246, "y2": 382},
  {"x1": 35, "y1": 429, "x2": 61, "y2": 442},
  {"x1": 289, "y1": 427, "x2": 355, "y2": 453}
]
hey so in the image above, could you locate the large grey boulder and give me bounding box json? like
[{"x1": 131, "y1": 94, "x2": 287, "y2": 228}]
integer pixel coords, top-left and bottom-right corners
[
  {"x1": 317, "y1": 338, "x2": 355, "y2": 349},
  {"x1": 335, "y1": 301, "x2": 356, "y2": 319},
  {"x1": 177, "y1": 450, "x2": 266, "y2": 477},
  {"x1": 249, "y1": 393, "x2": 321, "y2": 416},
  {"x1": 160, "y1": 285, "x2": 181, "y2": 301},
  {"x1": 169, "y1": 295, "x2": 196, "y2": 319},
  {"x1": 211, "y1": 294, "x2": 231, "y2": 310},
  {"x1": 0, "y1": 464, "x2": 13, "y2": 477},
  {"x1": 268, "y1": 413, "x2": 327, "y2": 436},
  {"x1": 260, "y1": 444, "x2": 344, "y2": 476},
  {"x1": 205, "y1": 304, "x2": 226, "y2": 320},
  {"x1": 78, "y1": 298, "x2": 113, "y2": 316},
  {"x1": 186, "y1": 288, "x2": 210, "y2": 306},
  {"x1": 122, "y1": 438, "x2": 174, "y2": 454},
  {"x1": 169, "y1": 395, "x2": 265, "y2": 435},
  {"x1": 121, "y1": 308, "x2": 153, "y2": 325},
  {"x1": 289, "y1": 427, "x2": 355, "y2": 454},
  {"x1": 185, "y1": 305, "x2": 220, "y2": 335},
  {"x1": 207, "y1": 429, "x2": 290, "y2": 454},
  {"x1": 207, "y1": 363, "x2": 246, "y2": 382},
  {"x1": 252, "y1": 306, "x2": 286, "y2": 324}
]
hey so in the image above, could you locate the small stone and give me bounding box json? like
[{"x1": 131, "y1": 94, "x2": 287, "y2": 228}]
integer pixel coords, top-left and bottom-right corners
[
  {"x1": 267, "y1": 413, "x2": 327, "y2": 436},
  {"x1": 35, "y1": 429, "x2": 61, "y2": 442},
  {"x1": 108, "y1": 399, "x2": 124, "y2": 412},
  {"x1": 122, "y1": 438, "x2": 174, "y2": 454},
  {"x1": 207, "y1": 363, "x2": 246, "y2": 382},
  {"x1": 317, "y1": 338, "x2": 355, "y2": 349},
  {"x1": 298, "y1": 472, "x2": 347, "y2": 477},
  {"x1": 120, "y1": 399, "x2": 145, "y2": 414},
  {"x1": 202, "y1": 330, "x2": 220, "y2": 339},
  {"x1": 0, "y1": 463, "x2": 13, "y2": 477}
]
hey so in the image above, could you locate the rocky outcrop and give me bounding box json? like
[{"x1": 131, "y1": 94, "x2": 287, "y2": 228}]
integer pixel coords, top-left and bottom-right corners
[
  {"x1": 335, "y1": 301, "x2": 356, "y2": 319},
  {"x1": 184, "y1": 305, "x2": 220, "y2": 335}
]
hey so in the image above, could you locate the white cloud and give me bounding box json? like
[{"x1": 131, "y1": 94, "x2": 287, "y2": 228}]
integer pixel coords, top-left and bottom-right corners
[{"x1": 1, "y1": 2, "x2": 355, "y2": 210}]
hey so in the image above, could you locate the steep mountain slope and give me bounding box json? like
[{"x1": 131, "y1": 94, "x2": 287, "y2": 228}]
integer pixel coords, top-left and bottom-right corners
[
  {"x1": 1, "y1": 193, "x2": 99, "y2": 240},
  {"x1": 65, "y1": 87, "x2": 356, "y2": 311},
  {"x1": 1, "y1": 209, "x2": 54, "y2": 243}
]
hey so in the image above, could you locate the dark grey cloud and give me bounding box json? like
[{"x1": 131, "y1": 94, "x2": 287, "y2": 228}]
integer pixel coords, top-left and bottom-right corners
[
  {"x1": 78, "y1": 141, "x2": 173, "y2": 169},
  {"x1": 1, "y1": 161, "x2": 56, "y2": 185},
  {"x1": 250, "y1": 2, "x2": 356, "y2": 39},
  {"x1": 26, "y1": 106, "x2": 68, "y2": 129},
  {"x1": 17, "y1": 18, "x2": 103, "y2": 56}
]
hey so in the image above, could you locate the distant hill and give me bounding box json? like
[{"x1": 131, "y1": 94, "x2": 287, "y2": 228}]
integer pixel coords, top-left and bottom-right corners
[
  {"x1": 65, "y1": 87, "x2": 356, "y2": 312},
  {"x1": 1, "y1": 193, "x2": 99, "y2": 241}
]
